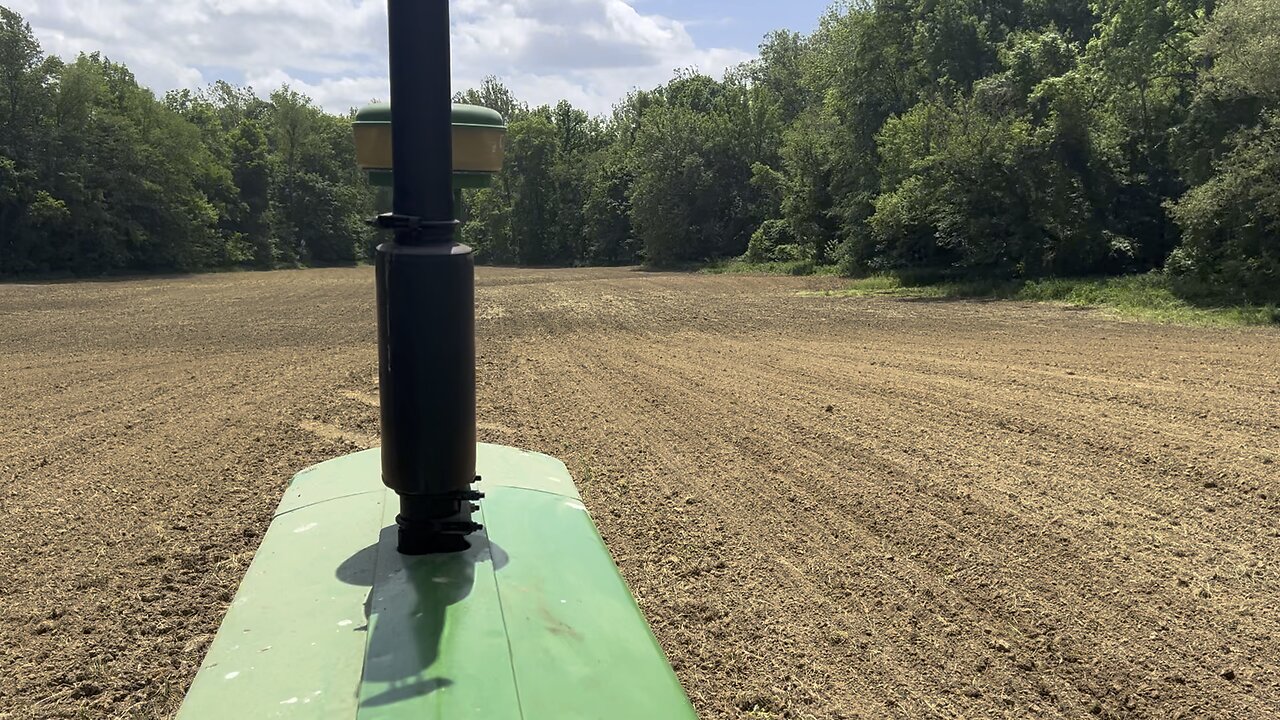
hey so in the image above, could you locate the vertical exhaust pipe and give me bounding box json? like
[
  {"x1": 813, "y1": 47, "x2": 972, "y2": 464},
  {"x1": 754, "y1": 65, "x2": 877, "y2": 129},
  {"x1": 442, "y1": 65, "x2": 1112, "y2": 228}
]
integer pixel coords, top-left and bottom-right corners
[{"x1": 375, "y1": 0, "x2": 481, "y2": 554}]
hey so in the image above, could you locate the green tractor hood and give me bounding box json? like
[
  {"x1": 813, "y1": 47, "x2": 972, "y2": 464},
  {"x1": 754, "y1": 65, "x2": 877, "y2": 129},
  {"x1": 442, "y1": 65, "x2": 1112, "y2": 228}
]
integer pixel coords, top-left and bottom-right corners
[{"x1": 177, "y1": 444, "x2": 697, "y2": 719}]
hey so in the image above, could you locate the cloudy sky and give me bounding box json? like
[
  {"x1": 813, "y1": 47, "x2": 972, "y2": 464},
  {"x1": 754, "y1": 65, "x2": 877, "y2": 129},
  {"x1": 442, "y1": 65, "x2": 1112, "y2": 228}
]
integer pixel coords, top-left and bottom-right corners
[{"x1": 9, "y1": 0, "x2": 829, "y2": 116}]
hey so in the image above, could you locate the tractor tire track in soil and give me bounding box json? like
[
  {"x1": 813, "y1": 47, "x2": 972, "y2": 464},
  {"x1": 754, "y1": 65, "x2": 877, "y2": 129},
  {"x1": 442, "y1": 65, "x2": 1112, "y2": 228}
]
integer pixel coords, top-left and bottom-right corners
[{"x1": 1, "y1": 266, "x2": 1277, "y2": 719}]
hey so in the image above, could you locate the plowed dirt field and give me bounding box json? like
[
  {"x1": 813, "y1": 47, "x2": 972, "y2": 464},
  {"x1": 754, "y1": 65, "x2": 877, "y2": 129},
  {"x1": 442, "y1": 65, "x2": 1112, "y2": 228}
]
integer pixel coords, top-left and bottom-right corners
[{"x1": 2, "y1": 266, "x2": 1278, "y2": 719}]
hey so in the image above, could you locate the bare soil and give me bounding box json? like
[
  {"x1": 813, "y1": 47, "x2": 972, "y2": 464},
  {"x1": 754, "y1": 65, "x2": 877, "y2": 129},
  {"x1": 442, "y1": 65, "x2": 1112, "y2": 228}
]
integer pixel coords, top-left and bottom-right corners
[{"x1": 1, "y1": 266, "x2": 1278, "y2": 719}]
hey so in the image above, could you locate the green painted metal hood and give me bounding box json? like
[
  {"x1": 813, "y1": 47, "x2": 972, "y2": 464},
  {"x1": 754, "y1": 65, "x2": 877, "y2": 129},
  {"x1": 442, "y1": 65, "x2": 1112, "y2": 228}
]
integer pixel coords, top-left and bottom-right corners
[
  {"x1": 177, "y1": 444, "x2": 696, "y2": 719},
  {"x1": 353, "y1": 102, "x2": 506, "y2": 129}
]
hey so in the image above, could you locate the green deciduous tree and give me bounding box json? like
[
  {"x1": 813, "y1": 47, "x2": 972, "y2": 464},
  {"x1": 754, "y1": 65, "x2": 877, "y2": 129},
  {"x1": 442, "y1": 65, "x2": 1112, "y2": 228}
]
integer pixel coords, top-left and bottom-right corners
[
  {"x1": 1168, "y1": 0, "x2": 1280, "y2": 302},
  {"x1": 2, "y1": 0, "x2": 1277, "y2": 305},
  {"x1": 0, "y1": 5, "x2": 374, "y2": 277}
]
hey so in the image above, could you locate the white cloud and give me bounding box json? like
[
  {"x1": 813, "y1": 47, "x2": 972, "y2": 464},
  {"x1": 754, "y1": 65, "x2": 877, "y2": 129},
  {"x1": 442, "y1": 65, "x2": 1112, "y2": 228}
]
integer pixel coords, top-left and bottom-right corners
[{"x1": 8, "y1": 0, "x2": 753, "y2": 116}]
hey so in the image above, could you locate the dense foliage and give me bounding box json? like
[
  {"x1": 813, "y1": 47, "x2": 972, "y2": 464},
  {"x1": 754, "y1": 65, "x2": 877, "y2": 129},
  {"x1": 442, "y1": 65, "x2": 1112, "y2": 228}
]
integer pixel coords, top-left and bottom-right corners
[
  {"x1": 0, "y1": 6, "x2": 374, "y2": 275},
  {"x1": 2, "y1": 2, "x2": 1277, "y2": 302},
  {"x1": 455, "y1": 0, "x2": 1277, "y2": 302}
]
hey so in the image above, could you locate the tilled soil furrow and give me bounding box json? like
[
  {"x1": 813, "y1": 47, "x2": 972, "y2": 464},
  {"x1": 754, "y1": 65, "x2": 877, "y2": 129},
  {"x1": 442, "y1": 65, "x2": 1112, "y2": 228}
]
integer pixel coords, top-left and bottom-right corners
[
  {"x1": 765, "y1": 337, "x2": 1279, "y2": 477},
  {"x1": 542, "y1": 342, "x2": 899, "y2": 717},
  {"x1": 734, "y1": 336, "x2": 1278, "y2": 547},
  {"x1": 2, "y1": 267, "x2": 1278, "y2": 720},
  {"x1": 625, "y1": 337, "x2": 1148, "y2": 714},
  {"x1": 625, "y1": 332, "x2": 1279, "y2": 715},
  {"x1": 604, "y1": 345, "x2": 1020, "y2": 716},
  {"x1": 572, "y1": 335, "x2": 1118, "y2": 716}
]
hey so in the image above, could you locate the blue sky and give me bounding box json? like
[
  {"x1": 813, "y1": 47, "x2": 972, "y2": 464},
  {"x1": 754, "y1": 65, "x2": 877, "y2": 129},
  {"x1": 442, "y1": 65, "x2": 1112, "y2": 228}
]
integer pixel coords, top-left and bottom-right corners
[
  {"x1": 640, "y1": 1, "x2": 829, "y2": 48},
  {"x1": 9, "y1": 0, "x2": 836, "y2": 115}
]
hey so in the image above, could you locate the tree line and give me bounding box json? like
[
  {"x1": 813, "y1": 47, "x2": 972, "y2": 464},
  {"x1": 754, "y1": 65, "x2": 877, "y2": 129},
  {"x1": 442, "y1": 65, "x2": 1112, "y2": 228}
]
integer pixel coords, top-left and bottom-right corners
[
  {"x1": 2, "y1": 1, "x2": 1277, "y2": 303},
  {"x1": 461, "y1": 0, "x2": 1277, "y2": 303},
  {"x1": 0, "y1": 6, "x2": 374, "y2": 275}
]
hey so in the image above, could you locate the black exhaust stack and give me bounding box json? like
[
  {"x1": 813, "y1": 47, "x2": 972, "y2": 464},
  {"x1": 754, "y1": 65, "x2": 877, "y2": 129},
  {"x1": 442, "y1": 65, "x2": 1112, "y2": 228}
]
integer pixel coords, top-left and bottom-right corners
[{"x1": 375, "y1": 0, "x2": 481, "y2": 554}]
